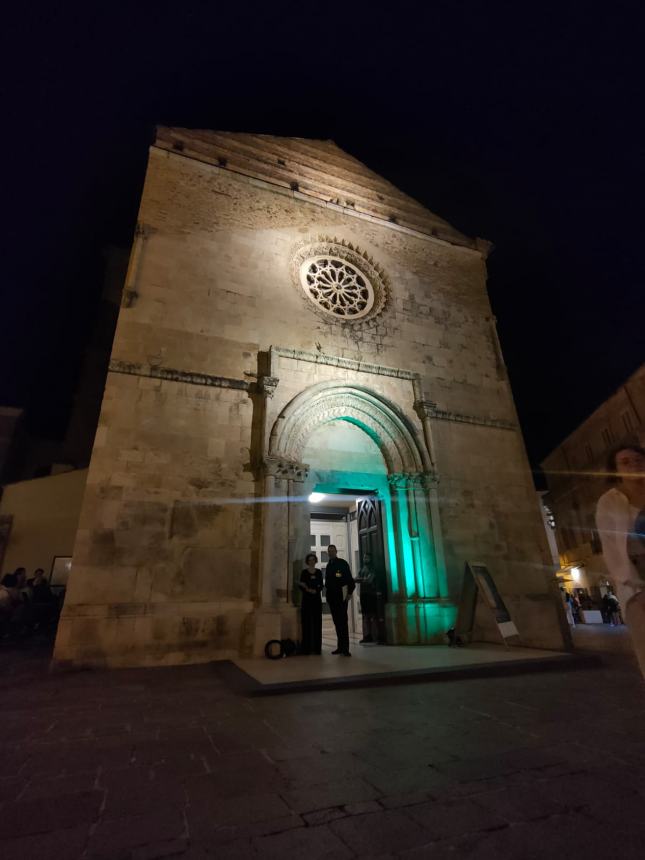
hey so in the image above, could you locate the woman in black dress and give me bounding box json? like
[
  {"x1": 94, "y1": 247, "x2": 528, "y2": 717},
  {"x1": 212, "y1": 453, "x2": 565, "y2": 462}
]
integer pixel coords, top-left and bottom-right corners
[{"x1": 299, "y1": 553, "x2": 323, "y2": 655}]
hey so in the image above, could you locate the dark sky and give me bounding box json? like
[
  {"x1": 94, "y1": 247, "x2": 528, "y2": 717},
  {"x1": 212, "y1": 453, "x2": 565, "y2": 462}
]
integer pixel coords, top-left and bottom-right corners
[{"x1": 2, "y1": 1, "x2": 643, "y2": 470}]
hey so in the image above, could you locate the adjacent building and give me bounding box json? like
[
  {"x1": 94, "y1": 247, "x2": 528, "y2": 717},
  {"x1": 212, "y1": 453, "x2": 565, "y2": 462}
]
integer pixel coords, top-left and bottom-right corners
[{"x1": 542, "y1": 363, "x2": 645, "y2": 596}]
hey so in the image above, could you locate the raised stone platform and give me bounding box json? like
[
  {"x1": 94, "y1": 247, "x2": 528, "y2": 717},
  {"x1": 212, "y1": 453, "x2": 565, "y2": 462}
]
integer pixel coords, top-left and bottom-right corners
[{"x1": 220, "y1": 643, "x2": 598, "y2": 696}]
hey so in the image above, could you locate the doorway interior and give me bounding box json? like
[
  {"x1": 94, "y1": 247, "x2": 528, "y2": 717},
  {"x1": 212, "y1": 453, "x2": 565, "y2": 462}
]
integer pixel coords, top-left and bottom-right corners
[{"x1": 308, "y1": 489, "x2": 386, "y2": 646}]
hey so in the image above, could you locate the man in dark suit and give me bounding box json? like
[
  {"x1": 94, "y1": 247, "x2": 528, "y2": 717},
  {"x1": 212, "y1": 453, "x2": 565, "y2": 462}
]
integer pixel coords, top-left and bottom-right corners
[{"x1": 324, "y1": 544, "x2": 355, "y2": 656}]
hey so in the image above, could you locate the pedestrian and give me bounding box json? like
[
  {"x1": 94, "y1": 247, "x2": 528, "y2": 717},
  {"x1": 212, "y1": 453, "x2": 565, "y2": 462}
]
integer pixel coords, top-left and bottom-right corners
[
  {"x1": 30, "y1": 568, "x2": 57, "y2": 630},
  {"x1": 606, "y1": 591, "x2": 622, "y2": 626},
  {"x1": 561, "y1": 588, "x2": 575, "y2": 626},
  {"x1": 355, "y1": 552, "x2": 378, "y2": 643},
  {"x1": 0, "y1": 574, "x2": 17, "y2": 631},
  {"x1": 298, "y1": 553, "x2": 323, "y2": 655},
  {"x1": 324, "y1": 544, "x2": 355, "y2": 656},
  {"x1": 596, "y1": 444, "x2": 645, "y2": 677},
  {"x1": 0, "y1": 573, "x2": 23, "y2": 636}
]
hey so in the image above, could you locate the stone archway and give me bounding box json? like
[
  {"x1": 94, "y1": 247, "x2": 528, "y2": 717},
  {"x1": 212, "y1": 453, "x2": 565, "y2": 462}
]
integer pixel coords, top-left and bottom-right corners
[
  {"x1": 256, "y1": 382, "x2": 456, "y2": 649},
  {"x1": 269, "y1": 382, "x2": 428, "y2": 475}
]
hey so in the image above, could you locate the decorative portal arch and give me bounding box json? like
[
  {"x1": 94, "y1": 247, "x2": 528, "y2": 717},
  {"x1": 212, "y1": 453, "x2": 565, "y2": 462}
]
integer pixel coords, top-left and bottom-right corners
[
  {"x1": 259, "y1": 381, "x2": 455, "y2": 648},
  {"x1": 269, "y1": 382, "x2": 430, "y2": 475}
]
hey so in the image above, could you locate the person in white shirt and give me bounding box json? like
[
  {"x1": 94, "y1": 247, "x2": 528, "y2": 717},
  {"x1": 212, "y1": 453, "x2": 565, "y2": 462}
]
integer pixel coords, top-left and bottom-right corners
[{"x1": 596, "y1": 445, "x2": 645, "y2": 677}]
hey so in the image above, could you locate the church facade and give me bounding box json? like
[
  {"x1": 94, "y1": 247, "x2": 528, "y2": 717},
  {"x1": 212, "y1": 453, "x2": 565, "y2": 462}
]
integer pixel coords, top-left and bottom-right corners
[{"x1": 54, "y1": 128, "x2": 568, "y2": 668}]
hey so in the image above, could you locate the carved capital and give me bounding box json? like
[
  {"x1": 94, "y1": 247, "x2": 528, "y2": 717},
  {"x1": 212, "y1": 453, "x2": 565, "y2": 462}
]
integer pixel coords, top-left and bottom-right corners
[
  {"x1": 264, "y1": 456, "x2": 310, "y2": 482},
  {"x1": 414, "y1": 400, "x2": 437, "y2": 421},
  {"x1": 412, "y1": 470, "x2": 439, "y2": 490},
  {"x1": 388, "y1": 470, "x2": 438, "y2": 491},
  {"x1": 388, "y1": 472, "x2": 412, "y2": 490},
  {"x1": 258, "y1": 376, "x2": 279, "y2": 398}
]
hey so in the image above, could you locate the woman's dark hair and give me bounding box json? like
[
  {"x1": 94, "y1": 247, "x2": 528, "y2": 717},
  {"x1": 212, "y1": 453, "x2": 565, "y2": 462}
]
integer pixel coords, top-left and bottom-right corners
[
  {"x1": 305, "y1": 553, "x2": 317, "y2": 564},
  {"x1": 605, "y1": 444, "x2": 645, "y2": 484},
  {"x1": 1, "y1": 573, "x2": 17, "y2": 587}
]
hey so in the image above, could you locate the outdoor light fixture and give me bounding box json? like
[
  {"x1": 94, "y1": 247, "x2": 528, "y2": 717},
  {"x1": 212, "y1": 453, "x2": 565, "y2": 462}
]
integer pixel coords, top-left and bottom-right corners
[
  {"x1": 308, "y1": 492, "x2": 325, "y2": 503},
  {"x1": 571, "y1": 566, "x2": 581, "y2": 582}
]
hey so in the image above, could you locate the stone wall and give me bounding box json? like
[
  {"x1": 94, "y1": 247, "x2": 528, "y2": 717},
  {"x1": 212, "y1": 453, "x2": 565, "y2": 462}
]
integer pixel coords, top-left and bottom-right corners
[{"x1": 54, "y1": 135, "x2": 568, "y2": 667}]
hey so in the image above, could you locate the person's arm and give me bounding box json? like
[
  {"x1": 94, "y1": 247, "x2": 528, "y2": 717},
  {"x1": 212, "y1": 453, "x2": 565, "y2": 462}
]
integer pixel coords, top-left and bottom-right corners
[
  {"x1": 344, "y1": 562, "x2": 356, "y2": 597},
  {"x1": 596, "y1": 492, "x2": 641, "y2": 589},
  {"x1": 299, "y1": 571, "x2": 314, "y2": 594}
]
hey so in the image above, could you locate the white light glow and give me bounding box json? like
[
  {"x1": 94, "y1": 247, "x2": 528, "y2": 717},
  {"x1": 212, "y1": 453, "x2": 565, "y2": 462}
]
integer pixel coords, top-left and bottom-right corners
[
  {"x1": 309, "y1": 492, "x2": 325, "y2": 503},
  {"x1": 571, "y1": 566, "x2": 581, "y2": 582}
]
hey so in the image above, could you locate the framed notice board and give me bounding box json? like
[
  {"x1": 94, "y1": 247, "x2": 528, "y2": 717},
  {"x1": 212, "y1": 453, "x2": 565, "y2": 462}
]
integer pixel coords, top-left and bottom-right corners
[{"x1": 455, "y1": 562, "x2": 520, "y2": 644}]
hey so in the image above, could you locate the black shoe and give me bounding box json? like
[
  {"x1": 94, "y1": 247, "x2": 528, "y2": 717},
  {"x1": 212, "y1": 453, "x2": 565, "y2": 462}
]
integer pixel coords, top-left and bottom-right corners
[
  {"x1": 341, "y1": 651, "x2": 352, "y2": 657},
  {"x1": 332, "y1": 649, "x2": 342, "y2": 655},
  {"x1": 359, "y1": 637, "x2": 373, "y2": 644}
]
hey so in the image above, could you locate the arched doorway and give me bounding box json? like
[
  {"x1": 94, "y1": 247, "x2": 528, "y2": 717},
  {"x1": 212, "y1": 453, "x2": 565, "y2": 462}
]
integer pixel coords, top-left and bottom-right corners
[
  {"x1": 302, "y1": 417, "x2": 389, "y2": 645},
  {"x1": 260, "y1": 382, "x2": 456, "y2": 646}
]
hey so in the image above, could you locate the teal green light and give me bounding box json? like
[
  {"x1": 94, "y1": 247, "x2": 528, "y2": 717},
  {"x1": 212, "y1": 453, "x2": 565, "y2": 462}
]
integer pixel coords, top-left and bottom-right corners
[{"x1": 310, "y1": 471, "x2": 401, "y2": 597}]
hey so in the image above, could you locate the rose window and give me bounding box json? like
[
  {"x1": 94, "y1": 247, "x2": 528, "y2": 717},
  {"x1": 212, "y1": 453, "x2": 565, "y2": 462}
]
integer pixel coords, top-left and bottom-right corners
[{"x1": 299, "y1": 256, "x2": 375, "y2": 319}]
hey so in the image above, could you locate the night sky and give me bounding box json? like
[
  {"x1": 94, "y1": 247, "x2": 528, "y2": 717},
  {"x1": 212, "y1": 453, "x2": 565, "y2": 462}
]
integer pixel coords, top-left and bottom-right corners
[{"x1": 3, "y1": 2, "x2": 643, "y2": 472}]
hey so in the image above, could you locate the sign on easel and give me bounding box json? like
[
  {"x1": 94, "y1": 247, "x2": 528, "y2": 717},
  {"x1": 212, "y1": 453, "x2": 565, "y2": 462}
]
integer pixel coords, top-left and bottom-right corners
[{"x1": 455, "y1": 562, "x2": 520, "y2": 645}]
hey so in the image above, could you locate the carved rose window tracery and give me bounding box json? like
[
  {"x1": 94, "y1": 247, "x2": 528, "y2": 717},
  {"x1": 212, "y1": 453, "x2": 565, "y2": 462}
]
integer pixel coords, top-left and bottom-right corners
[
  {"x1": 291, "y1": 239, "x2": 388, "y2": 323},
  {"x1": 300, "y1": 256, "x2": 374, "y2": 319}
]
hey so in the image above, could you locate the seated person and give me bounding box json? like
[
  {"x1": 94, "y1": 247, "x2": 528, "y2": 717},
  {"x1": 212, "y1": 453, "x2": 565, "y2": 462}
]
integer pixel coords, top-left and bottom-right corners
[
  {"x1": 0, "y1": 573, "x2": 23, "y2": 635},
  {"x1": 30, "y1": 568, "x2": 58, "y2": 629}
]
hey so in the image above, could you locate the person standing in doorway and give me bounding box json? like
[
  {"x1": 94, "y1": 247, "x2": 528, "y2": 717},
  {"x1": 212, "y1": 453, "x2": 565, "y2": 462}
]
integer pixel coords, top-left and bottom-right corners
[
  {"x1": 596, "y1": 445, "x2": 645, "y2": 677},
  {"x1": 355, "y1": 552, "x2": 378, "y2": 643},
  {"x1": 299, "y1": 553, "x2": 323, "y2": 655},
  {"x1": 324, "y1": 544, "x2": 355, "y2": 656}
]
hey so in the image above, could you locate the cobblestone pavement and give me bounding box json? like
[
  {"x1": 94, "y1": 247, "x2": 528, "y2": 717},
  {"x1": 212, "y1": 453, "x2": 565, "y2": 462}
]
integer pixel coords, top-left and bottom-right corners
[{"x1": 2, "y1": 642, "x2": 645, "y2": 859}]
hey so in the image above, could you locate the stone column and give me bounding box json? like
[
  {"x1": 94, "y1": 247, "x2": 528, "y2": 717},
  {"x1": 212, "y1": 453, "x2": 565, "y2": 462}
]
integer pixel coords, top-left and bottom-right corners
[
  {"x1": 414, "y1": 399, "x2": 449, "y2": 600},
  {"x1": 387, "y1": 473, "x2": 413, "y2": 600},
  {"x1": 287, "y1": 464, "x2": 312, "y2": 604},
  {"x1": 254, "y1": 456, "x2": 309, "y2": 654},
  {"x1": 387, "y1": 470, "x2": 454, "y2": 644},
  {"x1": 388, "y1": 471, "x2": 439, "y2": 601},
  {"x1": 408, "y1": 472, "x2": 439, "y2": 599}
]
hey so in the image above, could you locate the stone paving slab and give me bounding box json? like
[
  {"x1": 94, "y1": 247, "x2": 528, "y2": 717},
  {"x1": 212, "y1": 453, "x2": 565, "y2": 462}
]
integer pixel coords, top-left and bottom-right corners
[
  {"x1": 225, "y1": 643, "x2": 600, "y2": 695},
  {"x1": 1, "y1": 641, "x2": 645, "y2": 858}
]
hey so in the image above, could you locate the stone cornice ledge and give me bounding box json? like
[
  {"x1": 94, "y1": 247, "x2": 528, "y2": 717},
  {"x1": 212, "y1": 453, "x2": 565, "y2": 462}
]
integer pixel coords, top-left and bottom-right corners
[
  {"x1": 429, "y1": 407, "x2": 516, "y2": 431},
  {"x1": 109, "y1": 360, "x2": 249, "y2": 391},
  {"x1": 271, "y1": 346, "x2": 420, "y2": 381}
]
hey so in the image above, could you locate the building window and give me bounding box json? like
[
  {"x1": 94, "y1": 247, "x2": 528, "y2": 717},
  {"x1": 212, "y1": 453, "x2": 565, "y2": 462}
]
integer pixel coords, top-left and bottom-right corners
[
  {"x1": 601, "y1": 427, "x2": 614, "y2": 448},
  {"x1": 300, "y1": 257, "x2": 376, "y2": 319},
  {"x1": 292, "y1": 239, "x2": 388, "y2": 322},
  {"x1": 622, "y1": 411, "x2": 634, "y2": 433},
  {"x1": 544, "y1": 504, "x2": 556, "y2": 529}
]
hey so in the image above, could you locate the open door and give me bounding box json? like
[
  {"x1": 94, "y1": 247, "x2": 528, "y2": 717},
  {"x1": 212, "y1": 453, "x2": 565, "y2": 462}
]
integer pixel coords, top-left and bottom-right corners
[{"x1": 357, "y1": 497, "x2": 387, "y2": 643}]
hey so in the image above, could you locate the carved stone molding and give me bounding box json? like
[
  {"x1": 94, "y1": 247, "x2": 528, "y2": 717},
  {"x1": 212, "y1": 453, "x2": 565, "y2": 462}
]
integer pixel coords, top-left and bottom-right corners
[
  {"x1": 428, "y1": 407, "x2": 516, "y2": 431},
  {"x1": 109, "y1": 360, "x2": 249, "y2": 391},
  {"x1": 271, "y1": 384, "x2": 426, "y2": 475},
  {"x1": 264, "y1": 456, "x2": 310, "y2": 482},
  {"x1": 257, "y1": 376, "x2": 279, "y2": 398},
  {"x1": 271, "y1": 346, "x2": 419, "y2": 381}
]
